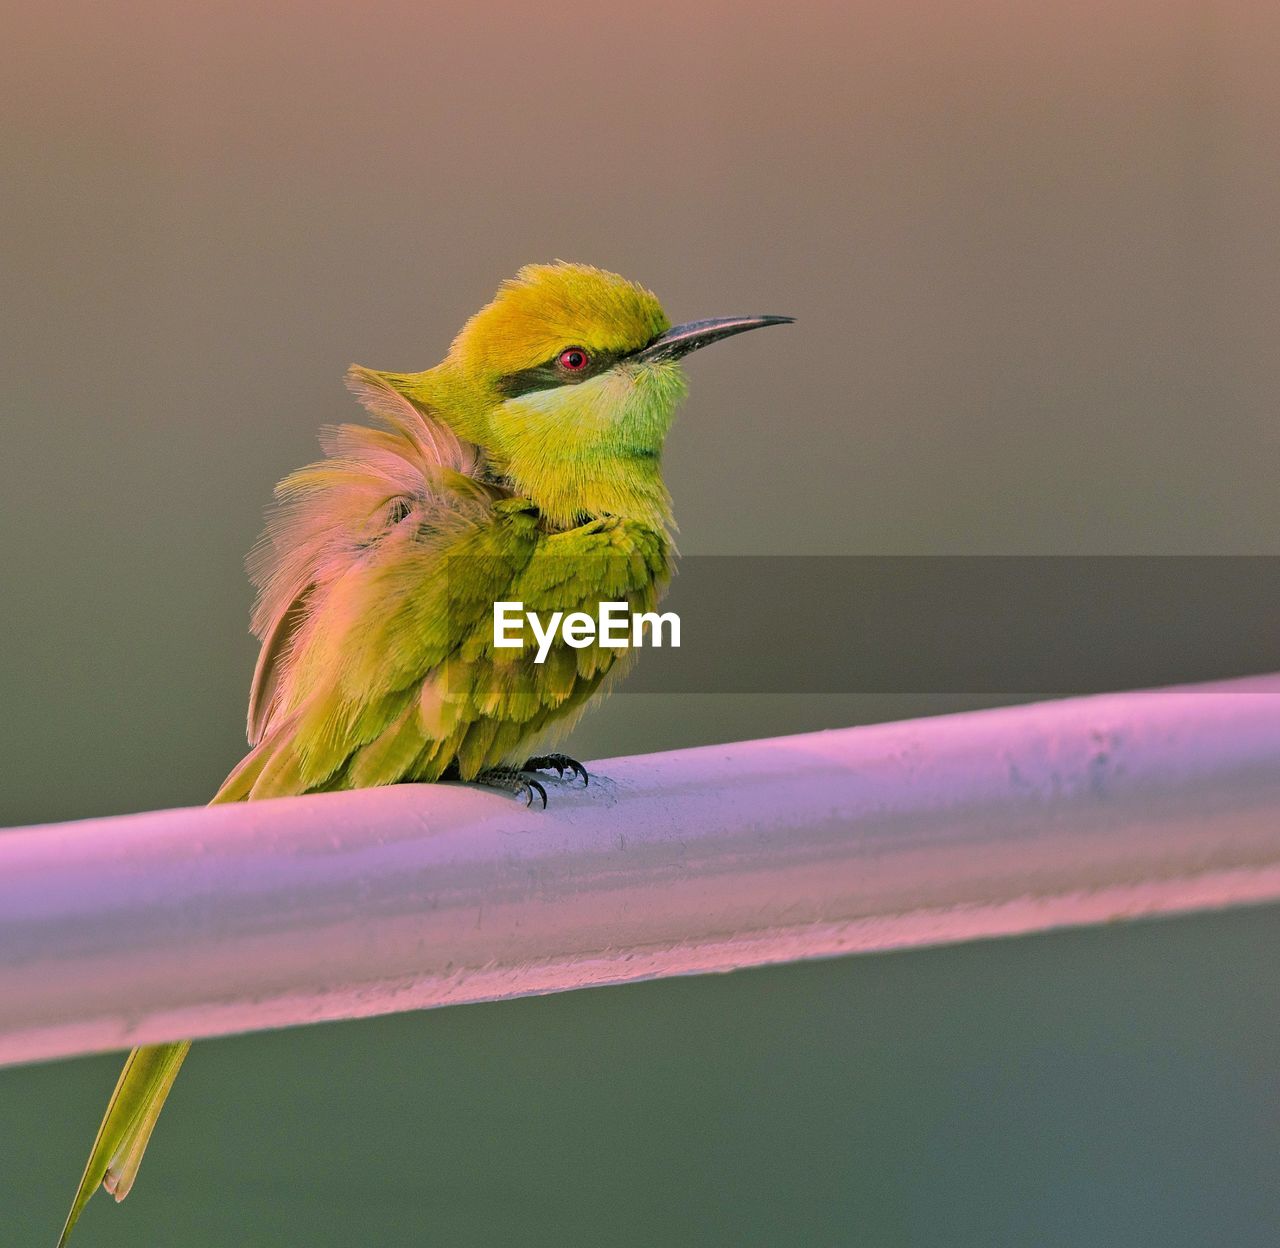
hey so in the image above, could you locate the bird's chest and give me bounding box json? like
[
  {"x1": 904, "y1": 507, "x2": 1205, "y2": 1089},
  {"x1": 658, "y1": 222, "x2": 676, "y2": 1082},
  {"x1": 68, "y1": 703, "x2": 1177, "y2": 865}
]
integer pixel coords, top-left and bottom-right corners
[
  {"x1": 534, "y1": 514, "x2": 672, "y2": 612},
  {"x1": 459, "y1": 514, "x2": 673, "y2": 692}
]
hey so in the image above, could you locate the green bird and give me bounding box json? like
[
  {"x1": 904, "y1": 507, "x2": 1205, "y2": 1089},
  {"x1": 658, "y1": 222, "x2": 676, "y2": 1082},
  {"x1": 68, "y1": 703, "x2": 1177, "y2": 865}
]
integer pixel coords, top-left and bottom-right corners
[{"x1": 58, "y1": 261, "x2": 790, "y2": 1244}]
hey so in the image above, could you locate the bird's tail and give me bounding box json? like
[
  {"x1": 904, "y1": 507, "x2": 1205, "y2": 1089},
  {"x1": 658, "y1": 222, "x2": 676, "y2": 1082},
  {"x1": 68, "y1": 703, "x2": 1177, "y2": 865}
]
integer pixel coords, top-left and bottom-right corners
[
  {"x1": 57, "y1": 1039, "x2": 191, "y2": 1246},
  {"x1": 58, "y1": 766, "x2": 260, "y2": 1245}
]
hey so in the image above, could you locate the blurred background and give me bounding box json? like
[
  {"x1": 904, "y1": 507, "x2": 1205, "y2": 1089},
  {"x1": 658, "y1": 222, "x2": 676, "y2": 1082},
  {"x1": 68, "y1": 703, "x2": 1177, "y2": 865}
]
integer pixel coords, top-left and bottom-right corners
[{"x1": 3, "y1": 0, "x2": 1278, "y2": 1243}]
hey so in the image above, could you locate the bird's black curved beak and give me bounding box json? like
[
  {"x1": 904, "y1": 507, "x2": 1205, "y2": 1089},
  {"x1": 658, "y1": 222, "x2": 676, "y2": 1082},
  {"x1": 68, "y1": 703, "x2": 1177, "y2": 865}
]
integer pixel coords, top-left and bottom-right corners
[{"x1": 631, "y1": 314, "x2": 794, "y2": 363}]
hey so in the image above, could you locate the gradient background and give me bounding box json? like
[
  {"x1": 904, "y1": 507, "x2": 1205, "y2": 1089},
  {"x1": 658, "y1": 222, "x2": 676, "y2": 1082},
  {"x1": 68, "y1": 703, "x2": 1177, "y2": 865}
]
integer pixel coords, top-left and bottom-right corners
[{"x1": 3, "y1": 1, "x2": 1279, "y2": 1243}]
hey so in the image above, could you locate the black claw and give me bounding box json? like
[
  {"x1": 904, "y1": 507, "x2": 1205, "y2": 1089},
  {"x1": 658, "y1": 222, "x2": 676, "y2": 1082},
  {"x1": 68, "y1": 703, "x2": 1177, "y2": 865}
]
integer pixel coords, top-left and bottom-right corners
[
  {"x1": 521, "y1": 778, "x2": 548, "y2": 809},
  {"x1": 522, "y1": 754, "x2": 589, "y2": 787}
]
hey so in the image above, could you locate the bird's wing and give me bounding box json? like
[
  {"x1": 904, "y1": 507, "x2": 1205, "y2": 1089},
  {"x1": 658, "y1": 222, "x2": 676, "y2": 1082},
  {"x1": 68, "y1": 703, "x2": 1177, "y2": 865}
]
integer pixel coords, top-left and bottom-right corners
[
  {"x1": 220, "y1": 511, "x2": 672, "y2": 802},
  {"x1": 244, "y1": 366, "x2": 492, "y2": 746},
  {"x1": 225, "y1": 495, "x2": 543, "y2": 800}
]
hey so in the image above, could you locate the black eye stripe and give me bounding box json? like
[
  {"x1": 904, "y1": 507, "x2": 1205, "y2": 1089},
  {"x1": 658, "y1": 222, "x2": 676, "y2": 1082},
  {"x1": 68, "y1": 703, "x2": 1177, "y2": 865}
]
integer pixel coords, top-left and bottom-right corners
[{"x1": 496, "y1": 347, "x2": 622, "y2": 398}]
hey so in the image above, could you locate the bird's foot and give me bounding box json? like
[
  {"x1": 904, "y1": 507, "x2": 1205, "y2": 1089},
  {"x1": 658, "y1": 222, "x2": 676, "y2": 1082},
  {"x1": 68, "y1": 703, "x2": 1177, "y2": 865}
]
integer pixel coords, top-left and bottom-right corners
[
  {"x1": 522, "y1": 753, "x2": 589, "y2": 787},
  {"x1": 472, "y1": 767, "x2": 548, "y2": 809}
]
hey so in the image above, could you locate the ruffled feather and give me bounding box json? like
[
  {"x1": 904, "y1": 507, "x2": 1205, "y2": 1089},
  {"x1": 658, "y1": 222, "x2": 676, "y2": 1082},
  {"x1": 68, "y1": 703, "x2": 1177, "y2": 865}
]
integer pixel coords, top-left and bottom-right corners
[{"x1": 244, "y1": 367, "x2": 490, "y2": 745}]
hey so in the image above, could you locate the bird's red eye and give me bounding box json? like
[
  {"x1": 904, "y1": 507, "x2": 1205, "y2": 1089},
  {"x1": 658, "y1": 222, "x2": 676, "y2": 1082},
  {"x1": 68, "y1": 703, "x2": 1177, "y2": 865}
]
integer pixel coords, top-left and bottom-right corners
[{"x1": 558, "y1": 347, "x2": 589, "y2": 371}]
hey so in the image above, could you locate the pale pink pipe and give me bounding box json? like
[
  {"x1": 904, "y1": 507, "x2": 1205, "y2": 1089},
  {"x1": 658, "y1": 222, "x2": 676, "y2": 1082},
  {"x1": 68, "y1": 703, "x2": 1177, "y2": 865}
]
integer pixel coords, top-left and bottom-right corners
[{"x1": 2, "y1": 676, "x2": 1280, "y2": 1068}]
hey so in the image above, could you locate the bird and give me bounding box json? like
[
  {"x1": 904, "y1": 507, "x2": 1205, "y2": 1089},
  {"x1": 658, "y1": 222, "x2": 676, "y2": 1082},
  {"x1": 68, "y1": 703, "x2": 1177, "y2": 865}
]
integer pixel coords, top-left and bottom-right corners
[{"x1": 57, "y1": 261, "x2": 791, "y2": 1245}]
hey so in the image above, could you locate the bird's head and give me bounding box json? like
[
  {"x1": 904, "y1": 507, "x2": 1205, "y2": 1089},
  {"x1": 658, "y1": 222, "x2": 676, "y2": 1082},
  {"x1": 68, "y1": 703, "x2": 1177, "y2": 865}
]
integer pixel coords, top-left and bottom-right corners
[{"x1": 369, "y1": 262, "x2": 791, "y2": 528}]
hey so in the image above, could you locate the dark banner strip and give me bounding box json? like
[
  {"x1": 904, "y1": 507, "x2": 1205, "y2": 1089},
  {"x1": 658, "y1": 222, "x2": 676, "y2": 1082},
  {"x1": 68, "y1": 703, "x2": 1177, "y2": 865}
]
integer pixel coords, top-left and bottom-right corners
[{"x1": 453, "y1": 556, "x2": 1280, "y2": 695}]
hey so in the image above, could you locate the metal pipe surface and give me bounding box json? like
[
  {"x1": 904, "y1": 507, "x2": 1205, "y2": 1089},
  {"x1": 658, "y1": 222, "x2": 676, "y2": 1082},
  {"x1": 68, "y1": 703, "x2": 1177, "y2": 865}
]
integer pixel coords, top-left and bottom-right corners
[{"x1": 2, "y1": 676, "x2": 1279, "y2": 1067}]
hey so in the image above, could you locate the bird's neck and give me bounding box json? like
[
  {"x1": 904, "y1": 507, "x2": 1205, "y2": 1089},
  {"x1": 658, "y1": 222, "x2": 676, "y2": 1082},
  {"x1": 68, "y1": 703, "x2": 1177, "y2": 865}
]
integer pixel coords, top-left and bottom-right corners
[
  {"x1": 499, "y1": 452, "x2": 674, "y2": 533},
  {"x1": 419, "y1": 362, "x2": 683, "y2": 533}
]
